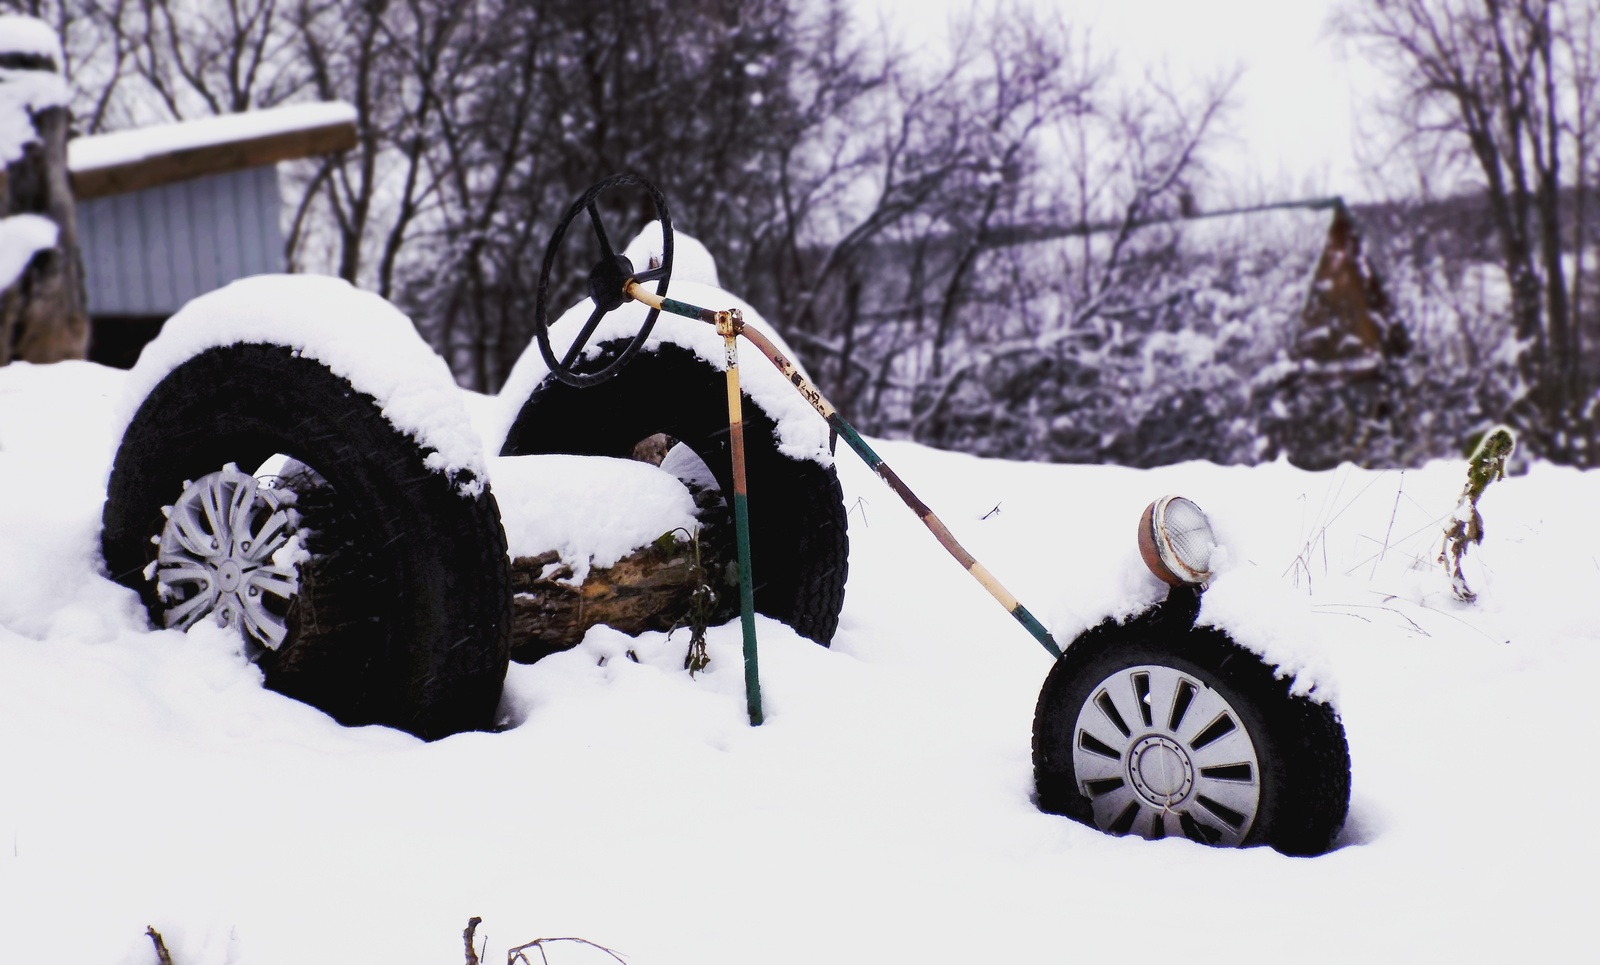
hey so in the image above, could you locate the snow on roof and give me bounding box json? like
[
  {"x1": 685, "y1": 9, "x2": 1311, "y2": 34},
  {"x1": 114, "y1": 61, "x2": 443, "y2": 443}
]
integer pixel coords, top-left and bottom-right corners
[
  {"x1": 0, "y1": 15, "x2": 64, "y2": 66},
  {"x1": 1171, "y1": 202, "x2": 1337, "y2": 258},
  {"x1": 68, "y1": 101, "x2": 357, "y2": 173},
  {"x1": 1005, "y1": 202, "x2": 1338, "y2": 266},
  {"x1": 113, "y1": 273, "x2": 488, "y2": 496}
]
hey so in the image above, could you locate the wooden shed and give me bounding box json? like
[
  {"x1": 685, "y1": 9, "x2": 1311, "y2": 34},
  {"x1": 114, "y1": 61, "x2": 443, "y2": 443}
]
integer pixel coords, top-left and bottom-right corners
[{"x1": 67, "y1": 102, "x2": 356, "y2": 367}]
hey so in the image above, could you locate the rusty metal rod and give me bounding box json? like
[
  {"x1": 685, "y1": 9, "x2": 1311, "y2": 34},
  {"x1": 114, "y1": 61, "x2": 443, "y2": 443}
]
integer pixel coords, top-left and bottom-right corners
[{"x1": 626, "y1": 281, "x2": 1063, "y2": 660}]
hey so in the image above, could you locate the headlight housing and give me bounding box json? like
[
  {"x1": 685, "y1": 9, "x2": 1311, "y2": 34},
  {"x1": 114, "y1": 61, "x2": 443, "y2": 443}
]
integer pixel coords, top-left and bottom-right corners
[{"x1": 1138, "y1": 495, "x2": 1216, "y2": 586}]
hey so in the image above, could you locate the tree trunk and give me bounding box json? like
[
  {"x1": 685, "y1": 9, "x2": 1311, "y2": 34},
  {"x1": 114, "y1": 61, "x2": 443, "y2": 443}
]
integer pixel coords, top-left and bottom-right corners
[{"x1": 1, "y1": 46, "x2": 89, "y2": 366}]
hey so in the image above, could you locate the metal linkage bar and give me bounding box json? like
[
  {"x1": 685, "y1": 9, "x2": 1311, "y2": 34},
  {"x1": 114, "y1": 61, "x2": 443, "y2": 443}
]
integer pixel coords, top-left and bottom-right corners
[{"x1": 626, "y1": 282, "x2": 1064, "y2": 660}]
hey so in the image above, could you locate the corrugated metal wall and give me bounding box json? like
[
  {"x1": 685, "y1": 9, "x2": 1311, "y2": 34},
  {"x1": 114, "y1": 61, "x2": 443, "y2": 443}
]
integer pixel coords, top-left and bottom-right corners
[{"x1": 76, "y1": 165, "x2": 285, "y2": 316}]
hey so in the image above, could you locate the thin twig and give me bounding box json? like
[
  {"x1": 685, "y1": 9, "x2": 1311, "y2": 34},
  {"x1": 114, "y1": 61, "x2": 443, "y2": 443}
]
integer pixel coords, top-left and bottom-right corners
[
  {"x1": 1379, "y1": 591, "x2": 1506, "y2": 645},
  {"x1": 508, "y1": 937, "x2": 629, "y2": 965},
  {"x1": 1371, "y1": 471, "x2": 1405, "y2": 579},
  {"x1": 146, "y1": 927, "x2": 173, "y2": 965},
  {"x1": 1312, "y1": 603, "x2": 1431, "y2": 637}
]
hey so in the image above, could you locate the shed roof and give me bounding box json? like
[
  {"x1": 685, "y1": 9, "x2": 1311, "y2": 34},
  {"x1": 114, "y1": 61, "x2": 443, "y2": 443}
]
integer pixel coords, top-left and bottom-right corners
[{"x1": 67, "y1": 101, "x2": 357, "y2": 200}]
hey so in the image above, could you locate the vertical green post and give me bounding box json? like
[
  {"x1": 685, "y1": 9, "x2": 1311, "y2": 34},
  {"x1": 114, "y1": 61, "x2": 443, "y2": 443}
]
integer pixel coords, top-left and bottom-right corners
[
  {"x1": 720, "y1": 317, "x2": 763, "y2": 725},
  {"x1": 731, "y1": 487, "x2": 762, "y2": 726}
]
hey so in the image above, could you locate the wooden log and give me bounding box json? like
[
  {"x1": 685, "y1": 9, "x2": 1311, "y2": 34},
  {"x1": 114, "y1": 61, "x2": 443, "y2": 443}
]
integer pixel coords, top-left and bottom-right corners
[{"x1": 508, "y1": 510, "x2": 737, "y2": 665}]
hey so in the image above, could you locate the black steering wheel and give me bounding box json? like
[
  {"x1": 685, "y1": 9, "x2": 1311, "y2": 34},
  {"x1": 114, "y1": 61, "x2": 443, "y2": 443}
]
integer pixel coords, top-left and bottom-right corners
[{"x1": 535, "y1": 174, "x2": 674, "y2": 387}]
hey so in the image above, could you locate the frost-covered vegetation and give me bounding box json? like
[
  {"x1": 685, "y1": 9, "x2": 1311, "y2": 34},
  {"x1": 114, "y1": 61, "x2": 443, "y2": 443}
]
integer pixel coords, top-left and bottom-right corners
[{"x1": 9, "y1": 0, "x2": 1600, "y2": 468}]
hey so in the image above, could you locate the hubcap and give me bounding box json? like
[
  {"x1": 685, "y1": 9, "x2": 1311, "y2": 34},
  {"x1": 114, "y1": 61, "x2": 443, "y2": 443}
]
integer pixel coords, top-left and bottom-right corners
[
  {"x1": 1071, "y1": 663, "x2": 1262, "y2": 846},
  {"x1": 154, "y1": 464, "x2": 302, "y2": 652},
  {"x1": 1129, "y1": 736, "x2": 1194, "y2": 804}
]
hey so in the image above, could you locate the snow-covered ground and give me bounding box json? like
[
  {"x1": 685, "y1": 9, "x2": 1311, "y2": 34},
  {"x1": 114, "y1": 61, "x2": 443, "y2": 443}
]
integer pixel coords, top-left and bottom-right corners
[{"x1": 0, "y1": 352, "x2": 1595, "y2": 964}]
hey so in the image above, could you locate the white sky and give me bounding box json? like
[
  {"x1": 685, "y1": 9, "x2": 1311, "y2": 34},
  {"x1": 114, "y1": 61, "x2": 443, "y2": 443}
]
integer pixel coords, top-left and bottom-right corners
[{"x1": 873, "y1": 0, "x2": 1383, "y2": 203}]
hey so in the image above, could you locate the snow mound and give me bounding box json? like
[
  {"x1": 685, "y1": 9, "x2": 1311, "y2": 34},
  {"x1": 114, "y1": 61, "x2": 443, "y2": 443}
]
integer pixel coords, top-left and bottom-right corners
[
  {"x1": 7, "y1": 357, "x2": 1600, "y2": 963},
  {"x1": 623, "y1": 219, "x2": 720, "y2": 288},
  {"x1": 488, "y1": 454, "x2": 700, "y2": 583},
  {"x1": 491, "y1": 227, "x2": 829, "y2": 463},
  {"x1": 112, "y1": 274, "x2": 487, "y2": 494},
  {"x1": 0, "y1": 15, "x2": 64, "y2": 64}
]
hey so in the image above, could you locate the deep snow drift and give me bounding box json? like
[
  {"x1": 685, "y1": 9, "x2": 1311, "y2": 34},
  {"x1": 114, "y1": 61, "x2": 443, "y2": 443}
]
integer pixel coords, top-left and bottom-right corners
[{"x1": 0, "y1": 347, "x2": 1596, "y2": 963}]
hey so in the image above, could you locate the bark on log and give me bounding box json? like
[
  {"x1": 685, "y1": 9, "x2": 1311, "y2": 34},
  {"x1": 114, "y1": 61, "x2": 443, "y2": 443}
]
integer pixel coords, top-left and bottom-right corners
[
  {"x1": 1, "y1": 43, "x2": 88, "y2": 365},
  {"x1": 508, "y1": 525, "x2": 736, "y2": 664}
]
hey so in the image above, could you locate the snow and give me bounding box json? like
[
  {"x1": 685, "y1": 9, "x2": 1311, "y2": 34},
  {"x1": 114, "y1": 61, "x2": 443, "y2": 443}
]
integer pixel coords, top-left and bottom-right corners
[
  {"x1": 489, "y1": 226, "x2": 830, "y2": 465},
  {"x1": 2, "y1": 345, "x2": 1597, "y2": 962},
  {"x1": 0, "y1": 35, "x2": 69, "y2": 166},
  {"x1": 489, "y1": 454, "x2": 700, "y2": 582},
  {"x1": 0, "y1": 212, "x2": 56, "y2": 290},
  {"x1": 0, "y1": 14, "x2": 64, "y2": 65},
  {"x1": 622, "y1": 220, "x2": 721, "y2": 289},
  {"x1": 113, "y1": 274, "x2": 487, "y2": 494},
  {"x1": 67, "y1": 101, "x2": 358, "y2": 173}
]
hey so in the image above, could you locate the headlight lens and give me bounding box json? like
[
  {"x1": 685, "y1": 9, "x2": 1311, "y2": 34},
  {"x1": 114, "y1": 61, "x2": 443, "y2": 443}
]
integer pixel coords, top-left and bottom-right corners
[{"x1": 1138, "y1": 495, "x2": 1216, "y2": 586}]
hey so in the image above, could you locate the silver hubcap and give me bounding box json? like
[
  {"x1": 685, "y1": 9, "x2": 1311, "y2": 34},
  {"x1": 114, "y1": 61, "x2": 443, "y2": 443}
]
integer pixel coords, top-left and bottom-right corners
[
  {"x1": 154, "y1": 464, "x2": 302, "y2": 652},
  {"x1": 1072, "y1": 663, "x2": 1262, "y2": 846}
]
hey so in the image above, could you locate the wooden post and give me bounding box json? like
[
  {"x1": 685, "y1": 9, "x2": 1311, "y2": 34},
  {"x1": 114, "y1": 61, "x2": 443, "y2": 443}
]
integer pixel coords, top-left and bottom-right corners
[{"x1": 1, "y1": 21, "x2": 89, "y2": 365}]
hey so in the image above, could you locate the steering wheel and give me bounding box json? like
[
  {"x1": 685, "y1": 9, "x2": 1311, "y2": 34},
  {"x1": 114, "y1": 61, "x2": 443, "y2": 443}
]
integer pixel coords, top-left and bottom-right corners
[{"x1": 535, "y1": 174, "x2": 674, "y2": 387}]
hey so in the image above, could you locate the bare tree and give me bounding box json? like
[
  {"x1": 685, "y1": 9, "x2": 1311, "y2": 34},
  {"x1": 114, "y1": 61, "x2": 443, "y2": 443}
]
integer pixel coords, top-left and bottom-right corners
[
  {"x1": 397, "y1": 0, "x2": 804, "y2": 390},
  {"x1": 1338, "y1": 0, "x2": 1599, "y2": 457}
]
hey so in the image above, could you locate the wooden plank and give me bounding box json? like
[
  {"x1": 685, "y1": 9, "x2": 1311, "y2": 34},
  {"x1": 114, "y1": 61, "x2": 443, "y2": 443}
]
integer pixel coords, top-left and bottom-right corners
[{"x1": 70, "y1": 120, "x2": 356, "y2": 200}]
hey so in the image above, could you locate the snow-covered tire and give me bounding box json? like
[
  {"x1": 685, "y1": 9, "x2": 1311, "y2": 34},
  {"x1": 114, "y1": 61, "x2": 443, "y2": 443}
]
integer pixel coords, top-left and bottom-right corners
[
  {"x1": 500, "y1": 341, "x2": 848, "y2": 645},
  {"x1": 101, "y1": 343, "x2": 511, "y2": 740},
  {"x1": 1032, "y1": 605, "x2": 1350, "y2": 855}
]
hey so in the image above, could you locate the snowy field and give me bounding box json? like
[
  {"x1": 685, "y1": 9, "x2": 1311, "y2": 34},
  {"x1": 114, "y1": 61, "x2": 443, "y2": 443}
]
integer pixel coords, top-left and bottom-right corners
[{"x1": 0, "y1": 355, "x2": 1595, "y2": 964}]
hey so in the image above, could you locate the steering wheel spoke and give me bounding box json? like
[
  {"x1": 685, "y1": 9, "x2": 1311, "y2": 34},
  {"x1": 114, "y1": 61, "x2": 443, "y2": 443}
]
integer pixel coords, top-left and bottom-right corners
[
  {"x1": 535, "y1": 174, "x2": 674, "y2": 388},
  {"x1": 561, "y1": 304, "x2": 610, "y2": 371},
  {"x1": 587, "y1": 202, "x2": 614, "y2": 258}
]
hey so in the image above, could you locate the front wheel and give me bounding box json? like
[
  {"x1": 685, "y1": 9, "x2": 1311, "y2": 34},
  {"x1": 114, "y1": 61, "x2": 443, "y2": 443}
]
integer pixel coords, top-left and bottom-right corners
[
  {"x1": 101, "y1": 343, "x2": 511, "y2": 740},
  {"x1": 1032, "y1": 608, "x2": 1350, "y2": 855}
]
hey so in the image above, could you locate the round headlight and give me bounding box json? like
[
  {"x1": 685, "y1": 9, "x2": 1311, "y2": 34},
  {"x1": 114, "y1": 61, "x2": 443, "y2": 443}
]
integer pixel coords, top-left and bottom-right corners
[{"x1": 1138, "y1": 495, "x2": 1216, "y2": 586}]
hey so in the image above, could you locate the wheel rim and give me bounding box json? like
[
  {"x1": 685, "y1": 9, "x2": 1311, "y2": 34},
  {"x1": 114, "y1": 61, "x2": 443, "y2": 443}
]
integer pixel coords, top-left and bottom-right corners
[
  {"x1": 1071, "y1": 663, "x2": 1262, "y2": 846},
  {"x1": 154, "y1": 464, "x2": 302, "y2": 652}
]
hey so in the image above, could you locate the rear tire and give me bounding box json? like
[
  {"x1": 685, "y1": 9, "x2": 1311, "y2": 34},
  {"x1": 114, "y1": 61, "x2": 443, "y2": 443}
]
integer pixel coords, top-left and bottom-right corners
[
  {"x1": 102, "y1": 343, "x2": 511, "y2": 740},
  {"x1": 501, "y1": 341, "x2": 847, "y2": 645},
  {"x1": 1033, "y1": 605, "x2": 1350, "y2": 855}
]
